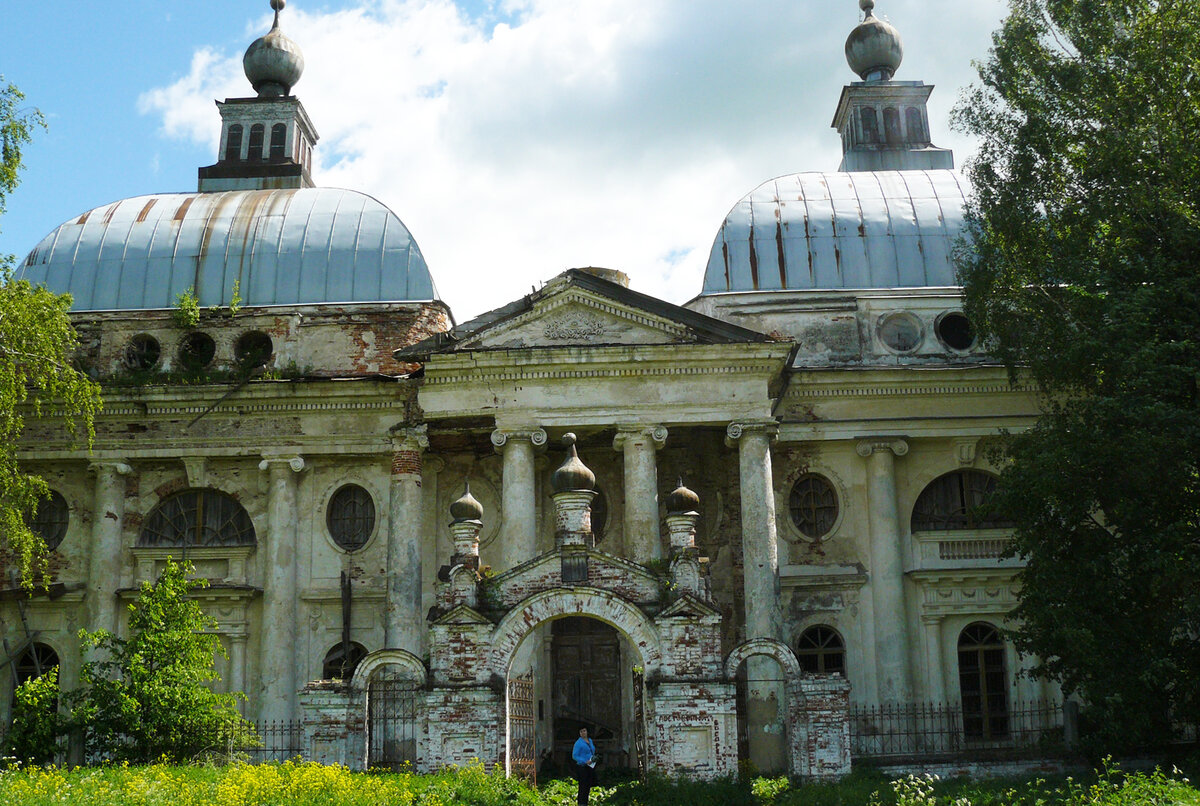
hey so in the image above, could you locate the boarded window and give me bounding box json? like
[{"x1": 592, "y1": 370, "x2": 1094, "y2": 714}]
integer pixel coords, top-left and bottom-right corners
[
  {"x1": 248, "y1": 124, "x2": 265, "y2": 162},
  {"x1": 905, "y1": 107, "x2": 927, "y2": 143},
  {"x1": 139, "y1": 489, "x2": 256, "y2": 548},
  {"x1": 788, "y1": 475, "x2": 838, "y2": 539},
  {"x1": 225, "y1": 125, "x2": 244, "y2": 161},
  {"x1": 327, "y1": 485, "x2": 376, "y2": 551},
  {"x1": 861, "y1": 107, "x2": 880, "y2": 144},
  {"x1": 884, "y1": 107, "x2": 902, "y2": 144},
  {"x1": 270, "y1": 124, "x2": 287, "y2": 160}
]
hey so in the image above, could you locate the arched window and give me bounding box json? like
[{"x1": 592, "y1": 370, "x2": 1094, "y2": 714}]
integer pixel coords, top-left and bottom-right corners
[
  {"x1": 248, "y1": 124, "x2": 265, "y2": 162},
  {"x1": 139, "y1": 489, "x2": 255, "y2": 548},
  {"x1": 883, "y1": 107, "x2": 902, "y2": 144},
  {"x1": 958, "y1": 623, "x2": 1009, "y2": 739},
  {"x1": 327, "y1": 485, "x2": 376, "y2": 552},
  {"x1": 911, "y1": 470, "x2": 1012, "y2": 531},
  {"x1": 322, "y1": 642, "x2": 368, "y2": 680},
  {"x1": 860, "y1": 107, "x2": 879, "y2": 144},
  {"x1": 14, "y1": 643, "x2": 59, "y2": 688},
  {"x1": 788, "y1": 475, "x2": 838, "y2": 539},
  {"x1": 796, "y1": 625, "x2": 845, "y2": 675},
  {"x1": 269, "y1": 123, "x2": 287, "y2": 160},
  {"x1": 225, "y1": 124, "x2": 244, "y2": 161},
  {"x1": 905, "y1": 107, "x2": 927, "y2": 144},
  {"x1": 28, "y1": 490, "x2": 69, "y2": 551}
]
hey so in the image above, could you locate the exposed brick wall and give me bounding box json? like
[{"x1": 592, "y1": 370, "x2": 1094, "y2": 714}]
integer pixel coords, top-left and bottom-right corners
[
  {"x1": 646, "y1": 682, "x2": 738, "y2": 778},
  {"x1": 392, "y1": 450, "x2": 423, "y2": 477}
]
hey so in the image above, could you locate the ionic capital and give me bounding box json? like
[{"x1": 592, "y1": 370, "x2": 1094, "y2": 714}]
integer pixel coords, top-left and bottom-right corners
[
  {"x1": 855, "y1": 437, "x2": 909, "y2": 458},
  {"x1": 490, "y1": 427, "x2": 548, "y2": 452},
  {"x1": 390, "y1": 424, "x2": 430, "y2": 454},
  {"x1": 258, "y1": 454, "x2": 306, "y2": 473},
  {"x1": 724, "y1": 420, "x2": 778, "y2": 448},
  {"x1": 612, "y1": 424, "x2": 668, "y2": 452}
]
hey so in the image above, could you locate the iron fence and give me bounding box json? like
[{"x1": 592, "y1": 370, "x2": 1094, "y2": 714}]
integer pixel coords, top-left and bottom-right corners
[
  {"x1": 850, "y1": 699, "x2": 1065, "y2": 762},
  {"x1": 239, "y1": 719, "x2": 305, "y2": 761}
]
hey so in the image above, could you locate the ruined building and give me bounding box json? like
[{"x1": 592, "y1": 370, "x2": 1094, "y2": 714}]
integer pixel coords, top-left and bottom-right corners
[{"x1": 3, "y1": 0, "x2": 1055, "y2": 778}]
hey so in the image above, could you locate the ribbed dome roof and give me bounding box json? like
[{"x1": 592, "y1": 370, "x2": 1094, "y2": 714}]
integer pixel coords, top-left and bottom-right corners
[
  {"x1": 19, "y1": 188, "x2": 439, "y2": 311},
  {"x1": 701, "y1": 170, "x2": 968, "y2": 295}
]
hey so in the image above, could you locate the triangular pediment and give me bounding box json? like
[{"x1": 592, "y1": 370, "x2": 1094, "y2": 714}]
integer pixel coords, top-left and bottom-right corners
[
  {"x1": 397, "y1": 269, "x2": 772, "y2": 359},
  {"x1": 432, "y1": 604, "x2": 492, "y2": 626},
  {"x1": 657, "y1": 593, "x2": 722, "y2": 620}
]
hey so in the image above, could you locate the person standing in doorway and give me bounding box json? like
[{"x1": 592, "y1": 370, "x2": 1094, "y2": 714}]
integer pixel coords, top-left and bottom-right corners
[{"x1": 572, "y1": 726, "x2": 597, "y2": 805}]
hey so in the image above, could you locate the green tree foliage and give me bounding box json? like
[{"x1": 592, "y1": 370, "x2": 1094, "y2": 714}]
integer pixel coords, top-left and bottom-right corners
[
  {"x1": 71, "y1": 559, "x2": 257, "y2": 761},
  {"x1": 0, "y1": 78, "x2": 102, "y2": 583},
  {"x1": 4, "y1": 666, "x2": 66, "y2": 764},
  {"x1": 953, "y1": 0, "x2": 1200, "y2": 747}
]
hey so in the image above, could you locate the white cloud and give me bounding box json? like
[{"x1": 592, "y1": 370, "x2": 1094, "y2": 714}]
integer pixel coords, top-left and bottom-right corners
[{"x1": 140, "y1": 0, "x2": 1006, "y2": 320}]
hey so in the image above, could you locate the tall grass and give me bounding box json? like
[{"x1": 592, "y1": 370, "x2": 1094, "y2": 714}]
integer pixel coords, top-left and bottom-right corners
[{"x1": 0, "y1": 759, "x2": 1194, "y2": 806}]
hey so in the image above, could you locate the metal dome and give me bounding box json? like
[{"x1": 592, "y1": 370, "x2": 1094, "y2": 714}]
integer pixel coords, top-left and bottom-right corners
[
  {"x1": 19, "y1": 188, "x2": 439, "y2": 311},
  {"x1": 701, "y1": 170, "x2": 969, "y2": 295}
]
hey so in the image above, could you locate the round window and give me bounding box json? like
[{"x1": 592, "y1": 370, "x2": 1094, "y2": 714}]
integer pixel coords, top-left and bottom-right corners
[
  {"x1": 28, "y1": 490, "x2": 69, "y2": 550},
  {"x1": 124, "y1": 334, "x2": 161, "y2": 370},
  {"x1": 878, "y1": 312, "x2": 924, "y2": 353},
  {"x1": 235, "y1": 331, "x2": 273, "y2": 368},
  {"x1": 936, "y1": 311, "x2": 975, "y2": 351},
  {"x1": 327, "y1": 485, "x2": 376, "y2": 552},
  {"x1": 788, "y1": 475, "x2": 838, "y2": 539},
  {"x1": 179, "y1": 332, "x2": 216, "y2": 370}
]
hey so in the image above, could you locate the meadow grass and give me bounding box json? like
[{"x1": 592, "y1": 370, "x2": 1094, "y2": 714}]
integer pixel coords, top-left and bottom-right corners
[{"x1": 0, "y1": 759, "x2": 1195, "y2": 806}]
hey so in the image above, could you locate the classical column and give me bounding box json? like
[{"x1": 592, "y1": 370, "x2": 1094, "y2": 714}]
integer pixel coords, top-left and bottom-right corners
[
  {"x1": 612, "y1": 425, "x2": 668, "y2": 563},
  {"x1": 922, "y1": 615, "x2": 946, "y2": 703},
  {"x1": 86, "y1": 460, "x2": 132, "y2": 636},
  {"x1": 256, "y1": 453, "x2": 305, "y2": 723},
  {"x1": 491, "y1": 427, "x2": 547, "y2": 570},
  {"x1": 856, "y1": 437, "x2": 913, "y2": 703},
  {"x1": 386, "y1": 426, "x2": 429, "y2": 653},
  {"x1": 726, "y1": 421, "x2": 786, "y2": 772}
]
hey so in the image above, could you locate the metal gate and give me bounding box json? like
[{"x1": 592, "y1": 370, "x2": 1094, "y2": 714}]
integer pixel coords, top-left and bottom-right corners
[
  {"x1": 507, "y1": 671, "x2": 537, "y2": 782},
  {"x1": 632, "y1": 667, "x2": 647, "y2": 779},
  {"x1": 367, "y1": 676, "x2": 419, "y2": 770}
]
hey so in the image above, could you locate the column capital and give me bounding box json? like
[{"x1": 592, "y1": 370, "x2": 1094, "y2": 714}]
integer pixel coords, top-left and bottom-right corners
[
  {"x1": 258, "y1": 454, "x2": 306, "y2": 473},
  {"x1": 855, "y1": 437, "x2": 909, "y2": 458},
  {"x1": 920, "y1": 613, "x2": 945, "y2": 626},
  {"x1": 612, "y1": 424, "x2": 668, "y2": 451},
  {"x1": 725, "y1": 420, "x2": 778, "y2": 448},
  {"x1": 491, "y1": 426, "x2": 548, "y2": 452},
  {"x1": 390, "y1": 424, "x2": 430, "y2": 453},
  {"x1": 89, "y1": 459, "x2": 133, "y2": 477}
]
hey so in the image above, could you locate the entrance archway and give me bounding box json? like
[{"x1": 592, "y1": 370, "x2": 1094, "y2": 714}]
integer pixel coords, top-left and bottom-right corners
[
  {"x1": 725, "y1": 639, "x2": 803, "y2": 775},
  {"x1": 490, "y1": 588, "x2": 662, "y2": 778}
]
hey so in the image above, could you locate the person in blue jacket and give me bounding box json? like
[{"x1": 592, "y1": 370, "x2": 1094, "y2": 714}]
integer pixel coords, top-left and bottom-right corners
[{"x1": 571, "y1": 726, "x2": 597, "y2": 805}]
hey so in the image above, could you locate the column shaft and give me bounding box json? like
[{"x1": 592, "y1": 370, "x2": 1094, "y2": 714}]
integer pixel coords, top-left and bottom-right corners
[
  {"x1": 614, "y1": 426, "x2": 667, "y2": 563},
  {"x1": 923, "y1": 617, "x2": 946, "y2": 703},
  {"x1": 86, "y1": 461, "x2": 131, "y2": 636},
  {"x1": 387, "y1": 429, "x2": 428, "y2": 653},
  {"x1": 257, "y1": 455, "x2": 303, "y2": 722},
  {"x1": 493, "y1": 429, "x2": 545, "y2": 570},
  {"x1": 859, "y1": 439, "x2": 913, "y2": 703}
]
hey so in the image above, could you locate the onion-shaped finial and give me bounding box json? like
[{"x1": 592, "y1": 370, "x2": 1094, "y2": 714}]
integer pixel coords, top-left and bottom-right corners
[
  {"x1": 450, "y1": 481, "x2": 484, "y2": 523},
  {"x1": 845, "y1": 1, "x2": 903, "y2": 81},
  {"x1": 552, "y1": 433, "x2": 596, "y2": 493},
  {"x1": 244, "y1": 0, "x2": 305, "y2": 97},
  {"x1": 666, "y1": 477, "x2": 701, "y2": 515}
]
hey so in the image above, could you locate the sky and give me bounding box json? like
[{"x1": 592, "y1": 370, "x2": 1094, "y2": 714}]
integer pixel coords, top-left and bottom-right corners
[{"x1": 1, "y1": 0, "x2": 1008, "y2": 321}]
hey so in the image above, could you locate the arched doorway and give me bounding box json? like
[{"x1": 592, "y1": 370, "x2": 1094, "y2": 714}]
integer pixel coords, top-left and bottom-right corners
[{"x1": 725, "y1": 639, "x2": 802, "y2": 775}]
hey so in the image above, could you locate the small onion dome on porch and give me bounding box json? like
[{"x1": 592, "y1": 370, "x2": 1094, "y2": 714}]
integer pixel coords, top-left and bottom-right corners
[
  {"x1": 552, "y1": 433, "x2": 596, "y2": 493},
  {"x1": 244, "y1": 0, "x2": 306, "y2": 97},
  {"x1": 845, "y1": 0, "x2": 903, "y2": 82},
  {"x1": 665, "y1": 478, "x2": 700, "y2": 515},
  {"x1": 449, "y1": 481, "x2": 484, "y2": 524}
]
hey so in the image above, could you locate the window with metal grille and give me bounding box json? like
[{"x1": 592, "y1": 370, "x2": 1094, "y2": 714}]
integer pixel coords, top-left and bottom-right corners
[
  {"x1": 270, "y1": 124, "x2": 287, "y2": 160},
  {"x1": 322, "y1": 641, "x2": 368, "y2": 681},
  {"x1": 14, "y1": 643, "x2": 59, "y2": 688},
  {"x1": 788, "y1": 475, "x2": 838, "y2": 539},
  {"x1": 911, "y1": 470, "x2": 1012, "y2": 531},
  {"x1": 327, "y1": 485, "x2": 376, "y2": 552},
  {"x1": 225, "y1": 124, "x2": 244, "y2": 161},
  {"x1": 28, "y1": 490, "x2": 69, "y2": 551},
  {"x1": 796, "y1": 625, "x2": 846, "y2": 675},
  {"x1": 139, "y1": 489, "x2": 255, "y2": 548},
  {"x1": 958, "y1": 622, "x2": 1009, "y2": 740}
]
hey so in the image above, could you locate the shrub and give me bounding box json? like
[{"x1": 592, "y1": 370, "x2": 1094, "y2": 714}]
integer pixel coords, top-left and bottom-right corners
[{"x1": 4, "y1": 665, "x2": 65, "y2": 764}]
